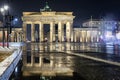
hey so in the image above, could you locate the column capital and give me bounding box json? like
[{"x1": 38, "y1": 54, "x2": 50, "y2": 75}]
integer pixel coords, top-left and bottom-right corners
[
  {"x1": 23, "y1": 22, "x2": 27, "y2": 24},
  {"x1": 38, "y1": 22, "x2": 44, "y2": 25},
  {"x1": 24, "y1": 21, "x2": 32, "y2": 24}
]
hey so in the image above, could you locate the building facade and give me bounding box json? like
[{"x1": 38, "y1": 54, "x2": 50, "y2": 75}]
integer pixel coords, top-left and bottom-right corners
[
  {"x1": 0, "y1": 28, "x2": 23, "y2": 42},
  {"x1": 73, "y1": 28, "x2": 100, "y2": 42},
  {"x1": 22, "y1": 3, "x2": 75, "y2": 42}
]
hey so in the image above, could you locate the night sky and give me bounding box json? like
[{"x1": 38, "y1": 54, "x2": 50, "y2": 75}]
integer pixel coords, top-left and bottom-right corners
[{"x1": 0, "y1": 0, "x2": 120, "y2": 27}]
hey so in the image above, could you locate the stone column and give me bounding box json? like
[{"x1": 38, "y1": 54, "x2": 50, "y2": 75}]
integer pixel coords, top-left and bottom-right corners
[
  {"x1": 97, "y1": 30, "x2": 99, "y2": 42},
  {"x1": 39, "y1": 56, "x2": 42, "y2": 67},
  {"x1": 86, "y1": 30, "x2": 88, "y2": 42},
  {"x1": 58, "y1": 22, "x2": 62, "y2": 42},
  {"x1": 77, "y1": 31, "x2": 79, "y2": 42},
  {"x1": 53, "y1": 25, "x2": 55, "y2": 42},
  {"x1": 17, "y1": 32, "x2": 19, "y2": 42},
  {"x1": 66, "y1": 22, "x2": 71, "y2": 42},
  {"x1": 71, "y1": 30, "x2": 74, "y2": 42},
  {"x1": 31, "y1": 23, "x2": 35, "y2": 42},
  {"x1": 31, "y1": 43, "x2": 35, "y2": 50},
  {"x1": 82, "y1": 31, "x2": 84, "y2": 42},
  {"x1": 74, "y1": 32, "x2": 77, "y2": 42},
  {"x1": 22, "y1": 26, "x2": 27, "y2": 50},
  {"x1": 85, "y1": 31, "x2": 87, "y2": 42},
  {"x1": 23, "y1": 23, "x2": 27, "y2": 42},
  {"x1": 91, "y1": 30, "x2": 93, "y2": 42},
  {"x1": 87, "y1": 31, "x2": 90, "y2": 42},
  {"x1": 80, "y1": 31, "x2": 82, "y2": 42},
  {"x1": 39, "y1": 22, "x2": 44, "y2": 42},
  {"x1": 50, "y1": 22, "x2": 55, "y2": 42},
  {"x1": 70, "y1": 22, "x2": 73, "y2": 42}
]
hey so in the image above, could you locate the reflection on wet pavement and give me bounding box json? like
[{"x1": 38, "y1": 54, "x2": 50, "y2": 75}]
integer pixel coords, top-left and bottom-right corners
[
  {"x1": 9, "y1": 43, "x2": 120, "y2": 80},
  {"x1": 22, "y1": 51, "x2": 73, "y2": 76}
]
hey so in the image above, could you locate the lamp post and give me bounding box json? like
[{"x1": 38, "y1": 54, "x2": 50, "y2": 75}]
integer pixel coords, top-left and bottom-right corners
[{"x1": 0, "y1": 5, "x2": 9, "y2": 47}]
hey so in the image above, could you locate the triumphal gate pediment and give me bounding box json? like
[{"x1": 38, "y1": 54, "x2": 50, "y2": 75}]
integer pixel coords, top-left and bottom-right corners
[{"x1": 22, "y1": 4, "x2": 75, "y2": 42}]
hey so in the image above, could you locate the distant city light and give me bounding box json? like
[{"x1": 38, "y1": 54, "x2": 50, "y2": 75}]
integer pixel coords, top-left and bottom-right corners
[
  {"x1": 14, "y1": 18, "x2": 18, "y2": 22},
  {"x1": 105, "y1": 31, "x2": 113, "y2": 38},
  {"x1": 13, "y1": 18, "x2": 18, "y2": 25},
  {"x1": 116, "y1": 32, "x2": 120, "y2": 39}
]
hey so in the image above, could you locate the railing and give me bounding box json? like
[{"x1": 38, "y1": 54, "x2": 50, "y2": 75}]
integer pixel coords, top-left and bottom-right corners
[{"x1": 0, "y1": 47, "x2": 22, "y2": 80}]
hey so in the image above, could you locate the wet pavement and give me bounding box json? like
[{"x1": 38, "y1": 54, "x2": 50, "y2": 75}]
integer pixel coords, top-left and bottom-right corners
[
  {"x1": 71, "y1": 43, "x2": 120, "y2": 63},
  {"x1": 9, "y1": 42, "x2": 120, "y2": 80}
]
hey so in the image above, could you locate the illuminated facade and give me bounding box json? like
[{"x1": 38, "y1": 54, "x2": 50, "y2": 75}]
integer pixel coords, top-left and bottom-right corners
[
  {"x1": 1, "y1": 19, "x2": 118, "y2": 43},
  {"x1": 77, "y1": 19, "x2": 120, "y2": 42},
  {"x1": 22, "y1": 3, "x2": 75, "y2": 42},
  {"x1": 73, "y1": 28, "x2": 100, "y2": 42},
  {"x1": 0, "y1": 28, "x2": 23, "y2": 42}
]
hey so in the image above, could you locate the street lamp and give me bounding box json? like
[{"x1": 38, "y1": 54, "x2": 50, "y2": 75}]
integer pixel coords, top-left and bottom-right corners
[
  {"x1": 0, "y1": 5, "x2": 9, "y2": 14},
  {"x1": 0, "y1": 8, "x2": 4, "y2": 12},
  {"x1": 0, "y1": 5, "x2": 9, "y2": 47},
  {"x1": 4, "y1": 5, "x2": 9, "y2": 10}
]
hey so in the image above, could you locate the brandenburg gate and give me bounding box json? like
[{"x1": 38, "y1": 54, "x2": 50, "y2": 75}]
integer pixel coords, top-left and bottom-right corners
[{"x1": 22, "y1": 4, "x2": 75, "y2": 42}]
